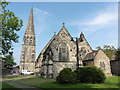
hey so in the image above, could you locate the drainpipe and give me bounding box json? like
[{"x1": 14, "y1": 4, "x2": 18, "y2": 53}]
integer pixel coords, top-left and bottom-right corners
[{"x1": 76, "y1": 37, "x2": 79, "y2": 69}]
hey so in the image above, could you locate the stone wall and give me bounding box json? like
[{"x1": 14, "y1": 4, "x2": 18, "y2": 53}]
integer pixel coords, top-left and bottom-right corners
[
  {"x1": 53, "y1": 61, "x2": 77, "y2": 78},
  {"x1": 94, "y1": 50, "x2": 112, "y2": 76},
  {"x1": 20, "y1": 62, "x2": 35, "y2": 72},
  {"x1": 83, "y1": 60, "x2": 94, "y2": 66},
  {"x1": 110, "y1": 60, "x2": 120, "y2": 76}
]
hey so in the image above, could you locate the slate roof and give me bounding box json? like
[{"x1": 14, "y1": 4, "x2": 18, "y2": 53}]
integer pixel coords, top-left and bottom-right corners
[{"x1": 83, "y1": 50, "x2": 98, "y2": 61}]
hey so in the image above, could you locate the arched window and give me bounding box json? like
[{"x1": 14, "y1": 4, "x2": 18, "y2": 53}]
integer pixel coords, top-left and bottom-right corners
[
  {"x1": 32, "y1": 54, "x2": 34, "y2": 59},
  {"x1": 59, "y1": 42, "x2": 69, "y2": 61},
  {"x1": 26, "y1": 36, "x2": 29, "y2": 44},
  {"x1": 29, "y1": 37, "x2": 32, "y2": 45},
  {"x1": 100, "y1": 62, "x2": 105, "y2": 70}
]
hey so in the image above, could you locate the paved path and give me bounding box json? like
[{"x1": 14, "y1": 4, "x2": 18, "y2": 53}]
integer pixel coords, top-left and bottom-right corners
[{"x1": 4, "y1": 80, "x2": 42, "y2": 90}]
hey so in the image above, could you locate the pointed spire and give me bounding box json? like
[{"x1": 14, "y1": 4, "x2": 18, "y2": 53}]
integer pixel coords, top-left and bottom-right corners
[
  {"x1": 80, "y1": 32, "x2": 85, "y2": 42},
  {"x1": 80, "y1": 32, "x2": 84, "y2": 38},
  {"x1": 26, "y1": 8, "x2": 34, "y2": 34}
]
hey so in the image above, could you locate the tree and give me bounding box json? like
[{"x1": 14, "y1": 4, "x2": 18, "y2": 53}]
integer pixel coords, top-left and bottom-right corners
[
  {"x1": 115, "y1": 48, "x2": 120, "y2": 60},
  {"x1": 2, "y1": 54, "x2": 16, "y2": 70},
  {"x1": 96, "y1": 45, "x2": 116, "y2": 60},
  {"x1": 0, "y1": 2, "x2": 23, "y2": 70},
  {"x1": 96, "y1": 46, "x2": 102, "y2": 50}
]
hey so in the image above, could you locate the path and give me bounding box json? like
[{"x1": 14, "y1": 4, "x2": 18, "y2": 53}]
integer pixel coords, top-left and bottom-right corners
[{"x1": 3, "y1": 80, "x2": 42, "y2": 90}]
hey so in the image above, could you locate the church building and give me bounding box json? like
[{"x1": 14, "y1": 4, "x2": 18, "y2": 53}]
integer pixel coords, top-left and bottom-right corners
[
  {"x1": 20, "y1": 9, "x2": 112, "y2": 78},
  {"x1": 35, "y1": 24, "x2": 112, "y2": 78}
]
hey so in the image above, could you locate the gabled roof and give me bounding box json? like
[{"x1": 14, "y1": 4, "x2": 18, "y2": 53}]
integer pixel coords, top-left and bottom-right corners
[
  {"x1": 36, "y1": 25, "x2": 73, "y2": 63},
  {"x1": 79, "y1": 32, "x2": 92, "y2": 50},
  {"x1": 57, "y1": 26, "x2": 73, "y2": 40},
  {"x1": 36, "y1": 34, "x2": 56, "y2": 62},
  {"x1": 83, "y1": 50, "x2": 98, "y2": 61}
]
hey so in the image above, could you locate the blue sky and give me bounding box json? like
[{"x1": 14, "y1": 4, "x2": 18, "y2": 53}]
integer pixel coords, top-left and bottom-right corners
[{"x1": 6, "y1": 2, "x2": 118, "y2": 65}]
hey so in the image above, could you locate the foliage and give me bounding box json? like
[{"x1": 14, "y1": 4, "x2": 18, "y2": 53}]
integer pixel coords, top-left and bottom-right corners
[
  {"x1": 56, "y1": 68, "x2": 77, "y2": 84},
  {"x1": 115, "y1": 48, "x2": 120, "y2": 60},
  {"x1": 1, "y1": 2, "x2": 23, "y2": 55},
  {"x1": 74, "y1": 66, "x2": 106, "y2": 83},
  {"x1": 96, "y1": 45, "x2": 116, "y2": 59},
  {"x1": 115, "y1": 48, "x2": 120, "y2": 75},
  {"x1": 2, "y1": 54, "x2": 16, "y2": 70},
  {"x1": 0, "y1": 2, "x2": 23, "y2": 70}
]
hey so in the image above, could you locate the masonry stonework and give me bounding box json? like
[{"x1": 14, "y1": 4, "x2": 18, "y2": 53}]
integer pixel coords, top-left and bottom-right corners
[
  {"x1": 35, "y1": 25, "x2": 112, "y2": 78},
  {"x1": 20, "y1": 8, "x2": 36, "y2": 72}
]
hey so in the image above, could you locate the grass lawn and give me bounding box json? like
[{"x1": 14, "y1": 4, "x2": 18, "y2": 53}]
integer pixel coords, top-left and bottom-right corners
[
  {"x1": 4, "y1": 75, "x2": 119, "y2": 88},
  {"x1": 0, "y1": 81, "x2": 21, "y2": 89}
]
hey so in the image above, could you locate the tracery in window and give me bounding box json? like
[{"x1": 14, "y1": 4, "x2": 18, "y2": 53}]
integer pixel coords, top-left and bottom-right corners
[{"x1": 59, "y1": 42, "x2": 69, "y2": 61}]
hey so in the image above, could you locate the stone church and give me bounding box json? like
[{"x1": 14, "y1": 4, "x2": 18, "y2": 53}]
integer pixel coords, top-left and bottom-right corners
[{"x1": 20, "y1": 9, "x2": 112, "y2": 78}]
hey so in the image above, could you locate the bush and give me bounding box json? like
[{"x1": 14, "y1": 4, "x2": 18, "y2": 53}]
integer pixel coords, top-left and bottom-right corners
[
  {"x1": 56, "y1": 68, "x2": 77, "y2": 84},
  {"x1": 74, "y1": 66, "x2": 106, "y2": 83}
]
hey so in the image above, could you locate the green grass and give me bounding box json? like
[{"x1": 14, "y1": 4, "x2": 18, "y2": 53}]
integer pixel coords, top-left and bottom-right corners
[
  {"x1": 8, "y1": 75, "x2": 119, "y2": 88},
  {"x1": 0, "y1": 81, "x2": 21, "y2": 89}
]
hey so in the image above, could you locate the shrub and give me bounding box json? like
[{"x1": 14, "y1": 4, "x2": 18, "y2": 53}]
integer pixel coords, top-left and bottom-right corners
[
  {"x1": 74, "y1": 66, "x2": 106, "y2": 83},
  {"x1": 56, "y1": 68, "x2": 77, "y2": 84}
]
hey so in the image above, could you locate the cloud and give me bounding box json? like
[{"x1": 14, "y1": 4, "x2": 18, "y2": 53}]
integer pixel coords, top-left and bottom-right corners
[
  {"x1": 33, "y1": 8, "x2": 55, "y2": 58},
  {"x1": 71, "y1": 4, "x2": 118, "y2": 33},
  {"x1": 70, "y1": 4, "x2": 118, "y2": 48},
  {"x1": 33, "y1": 7, "x2": 54, "y2": 38},
  {"x1": 82, "y1": 4, "x2": 117, "y2": 26},
  {"x1": 34, "y1": 8, "x2": 54, "y2": 17},
  {"x1": 81, "y1": 13, "x2": 117, "y2": 26}
]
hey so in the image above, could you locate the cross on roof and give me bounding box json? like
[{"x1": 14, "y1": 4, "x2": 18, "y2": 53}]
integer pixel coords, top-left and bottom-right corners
[{"x1": 62, "y1": 22, "x2": 65, "y2": 26}]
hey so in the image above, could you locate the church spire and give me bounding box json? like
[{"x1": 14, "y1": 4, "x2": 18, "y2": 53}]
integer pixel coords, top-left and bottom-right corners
[
  {"x1": 26, "y1": 8, "x2": 34, "y2": 34},
  {"x1": 20, "y1": 8, "x2": 36, "y2": 72}
]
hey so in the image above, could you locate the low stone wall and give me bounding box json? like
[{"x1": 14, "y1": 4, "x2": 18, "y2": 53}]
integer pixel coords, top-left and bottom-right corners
[{"x1": 110, "y1": 60, "x2": 120, "y2": 76}]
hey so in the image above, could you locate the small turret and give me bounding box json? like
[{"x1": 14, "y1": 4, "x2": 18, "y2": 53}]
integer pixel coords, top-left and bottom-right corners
[{"x1": 80, "y1": 32, "x2": 85, "y2": 42}]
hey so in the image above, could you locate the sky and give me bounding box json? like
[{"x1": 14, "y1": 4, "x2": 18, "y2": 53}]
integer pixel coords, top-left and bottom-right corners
[{"x1": 6, "y1": 2, "x2": 118, "y2": 65}]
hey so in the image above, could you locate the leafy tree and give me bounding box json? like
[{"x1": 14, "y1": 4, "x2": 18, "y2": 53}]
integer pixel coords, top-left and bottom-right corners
[
  {"x1": 2, "y1": 54, "x2": 16, "y2": 70},
  {"x1": 115, "y1": 48, "x2": 120, "y2": 60},
  {"x1": 0, "y1": 2, "x2": 23, "y2": 70},
  {"x1": 96, "y1": 46, "x2": 102, "y2": 50},
  {"x1": 96, "y1": 45, "x2": 116, "y2": 60}
]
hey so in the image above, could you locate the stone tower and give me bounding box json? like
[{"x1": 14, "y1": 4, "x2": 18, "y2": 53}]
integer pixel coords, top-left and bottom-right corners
[{"x1": 20, "y1": 8, "x2": 36, "y2": 72}]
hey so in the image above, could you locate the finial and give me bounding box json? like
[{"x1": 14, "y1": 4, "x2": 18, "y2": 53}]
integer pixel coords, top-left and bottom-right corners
[{"x1": 62, "y1": 22, "x2": 65, "y2": 26}]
